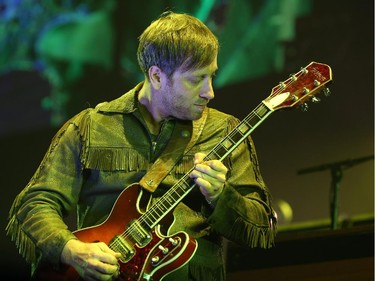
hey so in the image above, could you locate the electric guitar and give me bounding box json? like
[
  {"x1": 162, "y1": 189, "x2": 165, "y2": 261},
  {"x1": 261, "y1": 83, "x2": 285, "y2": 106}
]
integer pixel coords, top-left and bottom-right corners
[{"x1": 34, "y1": 61, "x2": 333, "y2": 281}]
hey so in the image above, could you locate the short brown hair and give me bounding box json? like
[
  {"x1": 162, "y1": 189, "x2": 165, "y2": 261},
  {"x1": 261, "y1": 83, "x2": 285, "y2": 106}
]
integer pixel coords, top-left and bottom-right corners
[{"x1": 137, "y1": 11, "x2": 219, "y2": 79}]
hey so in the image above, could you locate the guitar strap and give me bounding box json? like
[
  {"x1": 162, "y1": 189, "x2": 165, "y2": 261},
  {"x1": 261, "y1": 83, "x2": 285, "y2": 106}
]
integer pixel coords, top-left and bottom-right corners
[{"x1": 139, "y1": 107, "x2": 208, "y2": 193}]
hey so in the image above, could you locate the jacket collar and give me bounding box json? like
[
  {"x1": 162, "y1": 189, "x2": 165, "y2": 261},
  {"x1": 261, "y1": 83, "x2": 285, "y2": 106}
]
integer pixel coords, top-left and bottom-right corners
[{"x1": 95, "y1": 82, "x2": 144, "y2": 114}]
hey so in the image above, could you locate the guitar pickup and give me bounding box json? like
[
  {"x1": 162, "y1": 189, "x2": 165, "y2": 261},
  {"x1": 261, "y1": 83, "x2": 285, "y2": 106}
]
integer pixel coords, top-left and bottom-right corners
[{"x1": 111, "y1": 234, "x2": 136, "y2": 263}]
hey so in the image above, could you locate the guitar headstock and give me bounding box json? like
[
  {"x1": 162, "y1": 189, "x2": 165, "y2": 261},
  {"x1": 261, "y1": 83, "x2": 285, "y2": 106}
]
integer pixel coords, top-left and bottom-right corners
[{"x1": 263, "y1": 62, "x2": 333, "y2": 111}]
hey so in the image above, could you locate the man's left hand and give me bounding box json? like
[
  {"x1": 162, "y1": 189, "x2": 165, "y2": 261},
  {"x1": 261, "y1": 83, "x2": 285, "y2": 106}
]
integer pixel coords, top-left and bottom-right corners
[{"x1": 189, "y1": 152, "x2": 228, "y2": 204}]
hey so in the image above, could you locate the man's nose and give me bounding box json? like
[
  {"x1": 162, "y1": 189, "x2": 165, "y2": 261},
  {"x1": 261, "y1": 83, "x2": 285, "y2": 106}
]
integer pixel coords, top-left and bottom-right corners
[{"x1": 200, "y1": 78, "x2": 215, "y2": 100}]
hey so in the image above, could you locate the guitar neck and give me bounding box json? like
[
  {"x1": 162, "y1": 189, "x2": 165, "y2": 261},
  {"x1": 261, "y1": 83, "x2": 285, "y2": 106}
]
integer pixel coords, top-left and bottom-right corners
[
  {"x1": 205, "y1": 103, "x2": 271, "y2": 162},
  {"x1": 140, "y1": 103, "x2": 272, "y2": 229}
]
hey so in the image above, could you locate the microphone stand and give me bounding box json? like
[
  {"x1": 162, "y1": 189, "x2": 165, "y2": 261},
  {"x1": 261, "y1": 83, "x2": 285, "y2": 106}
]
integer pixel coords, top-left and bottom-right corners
[{"x1": 297, "y1": 155, "x2": 374, "y2": 230}]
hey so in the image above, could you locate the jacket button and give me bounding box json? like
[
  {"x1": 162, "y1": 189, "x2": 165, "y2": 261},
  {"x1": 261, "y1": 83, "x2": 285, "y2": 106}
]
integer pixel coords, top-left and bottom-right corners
[{"x1": 181, "y1": 130, "x2": 191, "y2": 138}]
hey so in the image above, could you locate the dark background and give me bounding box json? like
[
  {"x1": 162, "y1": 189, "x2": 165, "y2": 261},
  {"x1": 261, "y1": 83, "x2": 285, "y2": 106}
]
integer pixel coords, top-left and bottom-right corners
[{"x1": 0, "y1": 0, "x2": 373, "y2": 279}]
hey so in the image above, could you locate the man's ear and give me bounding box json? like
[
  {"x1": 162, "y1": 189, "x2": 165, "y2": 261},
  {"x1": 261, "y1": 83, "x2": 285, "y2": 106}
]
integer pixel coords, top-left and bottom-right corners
[{"x1": 148, "y1": 66, "x2": 163, "y2": 90}]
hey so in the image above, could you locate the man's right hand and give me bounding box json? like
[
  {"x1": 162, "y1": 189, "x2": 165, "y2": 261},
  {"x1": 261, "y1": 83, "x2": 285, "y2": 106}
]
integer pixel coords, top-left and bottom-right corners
[{"x1": 61, "y1": 239, "x2": 122, "y2": 281}]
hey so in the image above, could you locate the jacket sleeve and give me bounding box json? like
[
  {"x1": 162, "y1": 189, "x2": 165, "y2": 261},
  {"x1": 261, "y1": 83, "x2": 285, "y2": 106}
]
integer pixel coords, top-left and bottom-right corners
[
  {"x1": 6, "y1": 112, "x2": 89, "y2": 266},
  {"x1": 207, "y1": 127, "x2": 277, "y2": 248}
]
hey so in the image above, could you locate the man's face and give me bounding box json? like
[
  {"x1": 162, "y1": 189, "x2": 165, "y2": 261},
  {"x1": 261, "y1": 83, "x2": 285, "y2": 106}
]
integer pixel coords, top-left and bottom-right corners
[{"x1": 159, "y1": 57, "x2": 218, "y2": 121}]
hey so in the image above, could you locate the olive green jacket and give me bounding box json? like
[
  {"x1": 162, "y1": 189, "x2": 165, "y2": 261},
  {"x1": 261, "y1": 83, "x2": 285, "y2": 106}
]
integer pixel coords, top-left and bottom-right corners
[{"x1": 7, "y1": 82, "x2": 277, "y2": 280}]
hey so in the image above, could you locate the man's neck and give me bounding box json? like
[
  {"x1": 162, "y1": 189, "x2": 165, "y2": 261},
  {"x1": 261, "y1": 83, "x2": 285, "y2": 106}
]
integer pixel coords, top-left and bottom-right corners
[
  {"x1": 138, "y1": 101, "x2": 162, "y2": 135},
  {"x1": 137, "y1": 82, "x2": 163, "y2": 135}
]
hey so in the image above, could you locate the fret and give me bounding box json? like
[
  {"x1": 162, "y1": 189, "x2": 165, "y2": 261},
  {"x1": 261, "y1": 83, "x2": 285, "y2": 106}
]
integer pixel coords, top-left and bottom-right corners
[
  {"x1": 212, "y1": 147, "x2": 224, "y2": 159},
  {"x1": 145, "y1": 212, "x2": 159, "y2": 226},
  {"x1": 237, "y1": 122, "x2": 250, "y2": 135},
  {"x1": 165, "y1": 193, "x2": 176, "y2": 204},
  {"x1": 170, "y1": 189, "x2": 183, "y2": 201},
  {"x1": 207, "y1": 145, "x2": 226, "y2": 160},
  {"x1": 155, "y1": 201, "x2": 168, "y2": 213},
  {"x1": 161, "y1": 198, "x2": 173, "y2": 210},
  {"x1": 255, "y1": 104, "x2": 268, "y2": 117},
  {"x1": 147, "y1": 209, "x2": 159, "y2": 221},
  {"x1": 222, "y1": 137, "x2": 235, "y2": 148},
  {"x1": 146, "y1": 205, "x2": 166, "y2": 226},
  {"x1": 142, "y1": 216, "x2": 153, "y2": 228},
  {"x1": 204, "y1": 154, "x2": 216, "y2": 161},
  {"x1": 243, "y1": 115, "x2": 260, "y2": 128},
  {"x1": 177, "y1": 176, "x2": 194, "y2": 191},
  {"x1": 228, "y1": 130, "x2": 244, "y2": 143},
  {"x1": 253, "y1": 110, "x2": 261, "y2": 119},
  {"x1": 166, "y1": 188, "x2": 178, "y2": 200}
]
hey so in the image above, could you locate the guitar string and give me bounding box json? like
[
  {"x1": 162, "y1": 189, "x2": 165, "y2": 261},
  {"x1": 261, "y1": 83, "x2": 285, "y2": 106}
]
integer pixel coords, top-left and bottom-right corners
[{"x1": 109, "y1": 67, "x2": 307, "y2": 253}]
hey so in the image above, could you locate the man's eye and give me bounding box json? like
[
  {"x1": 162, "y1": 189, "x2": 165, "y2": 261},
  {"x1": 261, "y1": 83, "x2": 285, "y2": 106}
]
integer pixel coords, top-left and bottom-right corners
[{"x1": 190, "y1": 76, "x2": 203, "y2": 84}]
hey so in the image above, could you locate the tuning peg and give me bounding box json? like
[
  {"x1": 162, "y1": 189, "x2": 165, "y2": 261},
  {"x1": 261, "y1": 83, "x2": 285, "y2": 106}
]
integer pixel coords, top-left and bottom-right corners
[
  {"x1": 299, "y1": 103, "x2": 309, "y2": 112},
  {"x1": 289, "y1": 74, "x2": 297, "y2": 81},
  {"x1": 311, "y1": 96, "x2": 320, "y2": 103},
  {"x1": 152, "y1": 256, "x2": 160, "y2": 264},
  {"x1": 323, "y1": 87, "x2": 331, "y2": 97},
  {"x1": 303, "y1": 87, "x2": 310, "y2": 94},
  {"x1": 158, "y1": 245, "x2": 169, "y2": 254},
  {"x1": 300, "y1": 67, "x2": 309, "y2": 74},
  {"x1": 169, "y1": 237, "x2": 178, "y2": 246}
]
